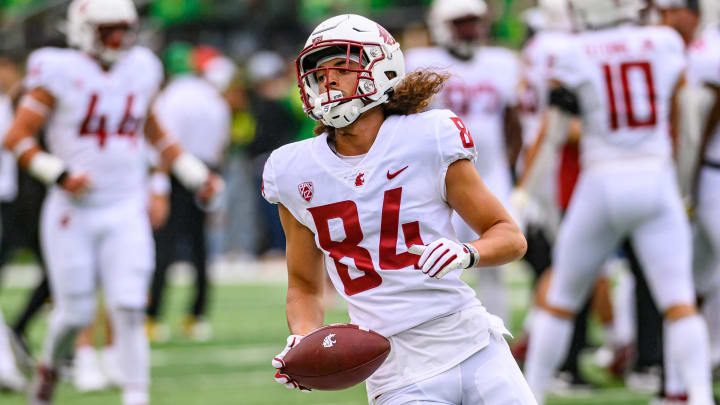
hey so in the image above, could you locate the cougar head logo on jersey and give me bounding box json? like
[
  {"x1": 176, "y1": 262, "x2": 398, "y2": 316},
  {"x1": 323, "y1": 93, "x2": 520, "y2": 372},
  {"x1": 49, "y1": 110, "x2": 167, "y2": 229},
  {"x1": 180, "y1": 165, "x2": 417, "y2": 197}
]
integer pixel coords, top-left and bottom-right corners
[
  {"x1": 67, "y1": 0, "x2": 139, "y2": 65},
  {"x1": 295, "y1": 14, "x2": 405, "y2": 129},
  {"x1": 354, "y1": 173, "x2": 365, "y2": 187},
  {"x1": 298, "y1": 182, "x2": 314, "y2": 202},
  {"x1": 322, "y1": 333, "x2": 337, "y2": 348}
]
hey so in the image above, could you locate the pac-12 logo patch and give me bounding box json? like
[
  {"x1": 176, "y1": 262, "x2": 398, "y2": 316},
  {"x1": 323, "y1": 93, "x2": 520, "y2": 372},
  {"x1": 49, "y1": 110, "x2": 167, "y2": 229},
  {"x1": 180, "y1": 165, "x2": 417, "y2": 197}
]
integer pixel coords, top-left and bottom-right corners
[{"x1": 298, "y1": 181, "x2": 314, "y2": 202}]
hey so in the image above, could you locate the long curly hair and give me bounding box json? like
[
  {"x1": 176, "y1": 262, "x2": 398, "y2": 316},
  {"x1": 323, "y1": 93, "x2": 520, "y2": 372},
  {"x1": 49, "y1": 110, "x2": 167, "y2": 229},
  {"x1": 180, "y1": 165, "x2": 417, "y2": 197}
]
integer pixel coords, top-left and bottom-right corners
[{"x1": 313, "y1": 69, "x2": 450, "y2": 136}]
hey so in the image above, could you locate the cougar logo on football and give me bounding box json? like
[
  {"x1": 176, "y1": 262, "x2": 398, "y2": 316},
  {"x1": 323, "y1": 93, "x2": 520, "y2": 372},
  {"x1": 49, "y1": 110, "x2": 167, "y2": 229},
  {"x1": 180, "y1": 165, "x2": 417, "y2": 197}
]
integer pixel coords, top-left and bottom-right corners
[{"x1": 322, "y1": 333, "x2": 337, "y2": 348}]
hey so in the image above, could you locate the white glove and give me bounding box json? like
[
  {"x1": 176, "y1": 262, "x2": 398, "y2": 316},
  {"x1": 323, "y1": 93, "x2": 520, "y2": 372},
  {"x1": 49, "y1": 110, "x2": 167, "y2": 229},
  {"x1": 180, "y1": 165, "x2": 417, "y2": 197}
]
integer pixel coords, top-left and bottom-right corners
[
  {"x1": 509, "y1": 187, "x2": 531, "y2": 216},
  {"x1": 510, "y1": 187, "x2": 546, "y2": 232},
  {"x1": 271, "y1": 335, "x2": 311, "y2": 391},
  {"x1": 408, "y1": 238, "x2": 478, "y2": 279}
]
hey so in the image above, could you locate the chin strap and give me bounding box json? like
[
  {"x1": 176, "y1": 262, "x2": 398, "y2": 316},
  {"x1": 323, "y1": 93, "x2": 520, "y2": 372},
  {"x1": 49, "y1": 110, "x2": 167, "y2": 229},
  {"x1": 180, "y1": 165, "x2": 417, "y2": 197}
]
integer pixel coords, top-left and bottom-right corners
[{"x1": 318, "y1": 91, "x2": 393, "y2": 129}]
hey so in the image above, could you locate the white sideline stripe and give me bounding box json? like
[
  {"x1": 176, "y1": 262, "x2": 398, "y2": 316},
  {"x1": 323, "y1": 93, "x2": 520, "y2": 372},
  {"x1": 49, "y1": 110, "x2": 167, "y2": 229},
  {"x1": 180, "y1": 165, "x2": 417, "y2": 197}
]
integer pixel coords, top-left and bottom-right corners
[
  {"x1": 0, "y1": 259, "x2": 292, "y2": 288},
  {"x1": 548, "y1": 388, "x2": 649, "y2": 403},
  {"x1": 1, "y1": 260, "x2": 531, "y2": 289},
  {"x1": 151, "y1": 345, "x2": 279, "y2": 367}
]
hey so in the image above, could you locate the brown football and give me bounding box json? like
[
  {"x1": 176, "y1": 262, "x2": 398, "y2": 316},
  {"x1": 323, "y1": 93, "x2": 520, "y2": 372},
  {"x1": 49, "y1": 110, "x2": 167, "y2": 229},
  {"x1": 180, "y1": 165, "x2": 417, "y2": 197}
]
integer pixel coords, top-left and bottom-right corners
[{"x1": 281, "y1": 324, "x2": 391, "y2": 391}]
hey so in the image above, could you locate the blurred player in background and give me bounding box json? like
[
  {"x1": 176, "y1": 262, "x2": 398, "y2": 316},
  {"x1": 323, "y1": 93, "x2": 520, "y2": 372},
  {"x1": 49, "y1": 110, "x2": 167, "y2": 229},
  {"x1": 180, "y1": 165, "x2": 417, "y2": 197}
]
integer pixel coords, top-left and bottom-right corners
[
  {"x1": 266, "y1": 14, "x2": 535, "y2": 405},
  {"x1": 146, "y1": 43, "x2": 234, "y2": 343},
  {"x1": 686, "y1": 1, "x2": 720, "y2": 384},
  {"x1": 405, "y1": 0, "x2": 523, "y2": 322},
  {"x1": 0, "y1": 57, "x2": 50, "y2": 361},
  {"x1": 0, "y1": 68, "x2": 27, "y2": 393},
  {"x1": 519, "y1": 0, "x2": 714, "y2": 404},
  {"x1": 655, "y1": 0, "x2": 702, "y2": 45},
  {"x1": 2, "y1": 0, "x2": 222, "y2": 404},
  {"x1": 514, "y1": 0, "x2": 572, "y2": 343},
  {"x1": 514, "y1": 0, "x2": 602, "y2": 390}
]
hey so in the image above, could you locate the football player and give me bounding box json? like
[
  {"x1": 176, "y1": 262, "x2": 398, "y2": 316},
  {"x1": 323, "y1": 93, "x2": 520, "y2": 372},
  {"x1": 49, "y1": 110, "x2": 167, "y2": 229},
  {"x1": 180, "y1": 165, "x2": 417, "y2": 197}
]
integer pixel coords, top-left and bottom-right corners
[
  {"x1": 655, "y1": 0, "x2": 702, "y2": 45},
  {"x1": 518, "y1": 1, "x2": 714, "y2": 404},
  {"x1": 686, "y1": 4, "x2": 720, "y2": 384},
  {"x1": 3, "y1": 1, "x2": 222, "y2": 404},
  {"x1": 266, "y1": 14, "x2": 536, "y2": 405},
  {"x1": 148, "y1": 44, "x2": 235, "y2": 342},
  {"x1": 404, "y1": 0, "x2": 523, "y2": 322}
]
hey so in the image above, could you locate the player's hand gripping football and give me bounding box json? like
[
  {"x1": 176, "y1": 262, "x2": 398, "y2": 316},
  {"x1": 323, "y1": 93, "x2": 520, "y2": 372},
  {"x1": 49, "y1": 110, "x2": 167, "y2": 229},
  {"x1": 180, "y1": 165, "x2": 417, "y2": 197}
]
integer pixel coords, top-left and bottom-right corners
[
  {"x1": 409, "y1": 238, "x2": 478, "y2": 279},
  {"x1": 271, "y1": 335, "x2": 311, "y2": 392}
]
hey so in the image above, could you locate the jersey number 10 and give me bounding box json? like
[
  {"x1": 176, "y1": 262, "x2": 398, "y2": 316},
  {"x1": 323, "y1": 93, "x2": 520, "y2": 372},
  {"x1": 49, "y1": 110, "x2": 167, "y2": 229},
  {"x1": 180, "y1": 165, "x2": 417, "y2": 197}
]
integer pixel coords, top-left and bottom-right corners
[{"x1": 602, "y1": 61, "x2": 657, "y2": 131}]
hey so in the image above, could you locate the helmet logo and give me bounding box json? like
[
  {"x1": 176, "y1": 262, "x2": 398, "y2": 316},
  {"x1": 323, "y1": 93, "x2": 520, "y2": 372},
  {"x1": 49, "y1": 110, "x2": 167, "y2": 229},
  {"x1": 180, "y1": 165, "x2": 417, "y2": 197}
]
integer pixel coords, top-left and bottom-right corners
[
  {"x1": 377, "y1": 24, "x2": 396, "y2": 46},
  {"x1": 312, "y1": 36, "x2": 323, "y2": 46}
]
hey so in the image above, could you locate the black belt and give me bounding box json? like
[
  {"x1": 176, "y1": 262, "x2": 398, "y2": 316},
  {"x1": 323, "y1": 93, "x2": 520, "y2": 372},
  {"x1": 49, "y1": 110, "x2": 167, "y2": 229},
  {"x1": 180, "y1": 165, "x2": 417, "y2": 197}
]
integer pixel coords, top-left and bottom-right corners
[{"x1": 703, "y1": 160, "x2": 720, "y2": 170}]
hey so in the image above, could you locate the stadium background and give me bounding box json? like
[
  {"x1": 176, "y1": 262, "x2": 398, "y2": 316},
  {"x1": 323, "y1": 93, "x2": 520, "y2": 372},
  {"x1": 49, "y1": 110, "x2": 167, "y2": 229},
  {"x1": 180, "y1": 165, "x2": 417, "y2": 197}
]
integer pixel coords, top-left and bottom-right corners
[{"x1": 0, "y1": 1, "x2": 718, "y2": 404}]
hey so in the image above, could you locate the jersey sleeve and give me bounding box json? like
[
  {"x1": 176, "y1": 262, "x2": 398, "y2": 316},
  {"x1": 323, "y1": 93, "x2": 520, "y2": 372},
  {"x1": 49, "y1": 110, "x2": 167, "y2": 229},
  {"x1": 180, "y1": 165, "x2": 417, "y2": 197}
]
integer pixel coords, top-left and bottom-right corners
[
  {"x1": 433, "y1": 109, "x2": 478, "y2": 201},
  {"x1": 146, "y1": 52, "x2": 165, "y2": 95},
  {"x1": 152, "y1": 88, "x2": 184, "y2": 141},
  {"x1": 688, "y1": 35, "x2": 720, "y2": 87},
  {"x1": 132, "y1": 47, "x2": 164, "y2": 95},
  {"x1": 261, "y1": 152, "x2": 281, "y2": 204},
  {"x1": 549, "y1": 39, "x2": 587, "y2": 90},
  {"x1": 656, "y1": 27, "x2": 687, "y2": 87},
  {"x1": 496, "y1": 50, "x2": 521, "y2": 107},
  {"x1": 24, "y1": 48, "x2": 67, "y2": 97}
]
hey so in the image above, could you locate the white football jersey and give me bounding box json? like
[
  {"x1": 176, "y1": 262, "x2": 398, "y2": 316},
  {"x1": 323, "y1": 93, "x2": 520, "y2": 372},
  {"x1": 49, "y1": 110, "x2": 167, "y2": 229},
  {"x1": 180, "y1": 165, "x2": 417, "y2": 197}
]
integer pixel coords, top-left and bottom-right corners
[
  {"x1": 0, "y1": 92, "x2": 17, "y2": 201},
  {"x1": 152, "y1": 75, "x2": 230, "y2": 167},
  {"x1": 688, "y1": 27, "x2": 720, "y2": 163},
  {"x1": 405, "y1": 47, "x2": 520, "y2": 241},
  {"x1": 25, "y1": 46, "x2": 163, "y2": 205},
  {"x1": 551, "y1": 25, "x2": 686, "y2": 167},
  {"x1": 405, "y1": 46, "x2": 519, "y2": 179},
  {"x1": 520, "y1": 31, "x2": 572, "y2": 147},
  {"x1": 262, "y1": 109, "x2": 481, "y2": 337}
]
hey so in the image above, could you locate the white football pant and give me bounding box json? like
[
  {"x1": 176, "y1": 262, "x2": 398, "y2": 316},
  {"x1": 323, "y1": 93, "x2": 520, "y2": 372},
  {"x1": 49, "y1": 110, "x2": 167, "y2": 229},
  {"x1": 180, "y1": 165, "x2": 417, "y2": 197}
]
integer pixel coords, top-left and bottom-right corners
[{"x1": 374, "y1": 337, "x2": 537, "y2": 405}]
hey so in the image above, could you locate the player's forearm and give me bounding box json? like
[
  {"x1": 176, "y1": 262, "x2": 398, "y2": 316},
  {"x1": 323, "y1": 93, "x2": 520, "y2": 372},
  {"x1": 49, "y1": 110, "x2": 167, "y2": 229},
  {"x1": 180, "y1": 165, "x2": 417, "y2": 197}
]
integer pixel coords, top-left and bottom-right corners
[
  {"x1": 145, "y1": 114, "x2": 211, "y2": 191},
  {"x1": 4, "y1": 104, "x2": 69, "y2": 185},
  {"x1": 4, "y1": 124, "x2": 41, "y2": 168},
  {"x1": 504, "y1": 106, "x2": 523, "y2": 167},
  {"x1": 285, "y1": 286, "x2": 324, "y2": 336},
  {"x1": 4, "y1": 107, "x2": 48, "y2": 168},
  {"x1": 467, "y1": 220, "x2": 527, "y2": 267},
  {"x1": 144, "y1": 114, "x2": 181, "y2": 165},
  {"x1": 519, "y1": 108, "x2": 568, "y2": 193}
]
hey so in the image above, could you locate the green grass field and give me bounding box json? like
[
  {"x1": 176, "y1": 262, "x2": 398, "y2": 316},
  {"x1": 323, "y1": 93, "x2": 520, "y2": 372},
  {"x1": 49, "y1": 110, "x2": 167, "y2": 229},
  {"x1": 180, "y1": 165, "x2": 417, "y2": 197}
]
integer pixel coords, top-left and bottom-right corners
[{"x1": 0, "y1": 278, "x2": 717, "y2": 405}]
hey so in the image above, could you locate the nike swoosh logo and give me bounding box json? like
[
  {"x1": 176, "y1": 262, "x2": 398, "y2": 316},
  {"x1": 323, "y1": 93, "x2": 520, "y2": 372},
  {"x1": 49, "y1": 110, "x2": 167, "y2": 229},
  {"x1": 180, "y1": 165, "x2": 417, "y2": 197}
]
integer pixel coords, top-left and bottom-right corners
[{"x1": 387, "y1": 166, "x2": 409, "y2": 179}]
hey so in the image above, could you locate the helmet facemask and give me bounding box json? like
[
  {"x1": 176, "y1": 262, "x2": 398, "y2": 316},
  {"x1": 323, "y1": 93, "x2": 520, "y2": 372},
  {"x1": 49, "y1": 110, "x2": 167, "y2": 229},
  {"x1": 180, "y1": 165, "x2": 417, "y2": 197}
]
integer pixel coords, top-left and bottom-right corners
[
  {"x1": 296, "y1": 41, "x2": 393, "y2": 128},
  {"x1": 94, "y1": 22, "x2": 138, "y2": 64},
  {"x1": 428, "y1": 0, "x2": 488, "y2": 60},
  {"x1": 67, "y1": 0, "x2": 139, "y2": 66},
  {"x1": 447, "y1": 15, "x2": 487, "y2": 60}
]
